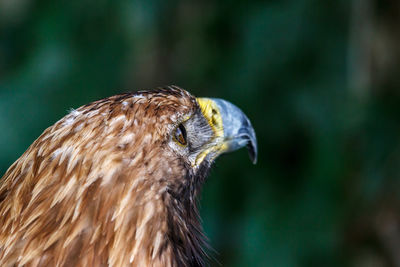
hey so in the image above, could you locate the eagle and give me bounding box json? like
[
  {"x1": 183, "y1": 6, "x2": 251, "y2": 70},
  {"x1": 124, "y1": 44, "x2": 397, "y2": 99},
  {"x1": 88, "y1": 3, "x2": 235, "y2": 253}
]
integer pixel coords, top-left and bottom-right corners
[{"x1": 0, "y1": 86, "x2": 257, "y2": 266}]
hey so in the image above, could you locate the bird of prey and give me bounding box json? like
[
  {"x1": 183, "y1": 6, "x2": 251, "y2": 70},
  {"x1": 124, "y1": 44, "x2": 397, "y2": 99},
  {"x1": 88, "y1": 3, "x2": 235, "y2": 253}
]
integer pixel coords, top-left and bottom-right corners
[{"x1": 0, "y1": 86, "x2": 257, "y2": 267}]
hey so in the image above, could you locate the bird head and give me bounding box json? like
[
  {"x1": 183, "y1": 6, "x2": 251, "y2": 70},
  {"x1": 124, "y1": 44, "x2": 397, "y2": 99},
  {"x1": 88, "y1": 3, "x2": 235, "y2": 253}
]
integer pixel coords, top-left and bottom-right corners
[
  {"x1": 166, "y1": 90, "x2": 257, "y2": 172},
  {"x1": 0, "y1": 86, "x2": 257, "y2": 266}
]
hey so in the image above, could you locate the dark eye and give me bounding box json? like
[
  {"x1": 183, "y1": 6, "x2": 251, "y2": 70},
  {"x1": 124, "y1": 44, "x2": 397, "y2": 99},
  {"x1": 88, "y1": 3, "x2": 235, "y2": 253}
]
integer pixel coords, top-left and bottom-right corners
[{"x1": 174, "y1": 124, "x2": 187, "y2": 146}]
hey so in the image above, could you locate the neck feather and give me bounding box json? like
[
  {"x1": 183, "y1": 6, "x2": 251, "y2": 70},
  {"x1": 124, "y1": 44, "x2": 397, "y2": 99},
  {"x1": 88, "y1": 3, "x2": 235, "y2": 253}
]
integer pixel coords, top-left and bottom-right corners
[{"x1": 164, "y1": 161, "x2": 211, "y2": 266}]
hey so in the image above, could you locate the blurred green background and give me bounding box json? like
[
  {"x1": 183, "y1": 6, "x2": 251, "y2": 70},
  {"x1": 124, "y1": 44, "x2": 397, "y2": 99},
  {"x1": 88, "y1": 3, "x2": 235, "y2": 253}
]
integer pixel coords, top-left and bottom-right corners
[{"x1": 2, "y1": 0, "x2": 400, "y2": 266}]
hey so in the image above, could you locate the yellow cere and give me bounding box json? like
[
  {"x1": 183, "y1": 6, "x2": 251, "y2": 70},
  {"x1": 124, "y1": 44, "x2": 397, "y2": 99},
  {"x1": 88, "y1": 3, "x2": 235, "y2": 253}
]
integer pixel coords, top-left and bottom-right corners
[
  {"x1": 196, "y1": 98, "x2": 224, "y2": 137},
  {"x1": 194, "y1": 98, "x2": 227, "y2": 167}
]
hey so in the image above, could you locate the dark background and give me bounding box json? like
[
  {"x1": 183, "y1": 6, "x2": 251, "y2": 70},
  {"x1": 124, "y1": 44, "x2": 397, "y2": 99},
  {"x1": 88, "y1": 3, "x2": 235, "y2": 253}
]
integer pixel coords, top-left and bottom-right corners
[{"x1": 2, "y1": 0, "x2": 400, "y2": 266}]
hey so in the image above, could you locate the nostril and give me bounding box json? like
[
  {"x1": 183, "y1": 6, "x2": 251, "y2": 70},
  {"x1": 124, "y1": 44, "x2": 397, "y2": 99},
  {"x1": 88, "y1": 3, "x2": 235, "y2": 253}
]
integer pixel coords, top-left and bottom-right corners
[{"x1": 212, "y1": 116, "x2": 217, "y2": 126}]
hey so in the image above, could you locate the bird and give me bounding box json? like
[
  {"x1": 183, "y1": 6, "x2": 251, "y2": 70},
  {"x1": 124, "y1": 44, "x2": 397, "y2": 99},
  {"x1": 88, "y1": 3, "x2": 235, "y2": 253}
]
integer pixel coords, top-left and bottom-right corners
[{"x1": 0, "y1": 86, "x2": 257, "y2": 267}]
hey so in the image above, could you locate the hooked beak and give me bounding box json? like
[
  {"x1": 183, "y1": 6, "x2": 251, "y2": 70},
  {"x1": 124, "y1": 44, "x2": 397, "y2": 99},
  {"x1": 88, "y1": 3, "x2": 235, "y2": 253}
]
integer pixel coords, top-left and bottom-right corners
[{"x1": 197, "y1": 98, "x2": 258, "y2": 164}]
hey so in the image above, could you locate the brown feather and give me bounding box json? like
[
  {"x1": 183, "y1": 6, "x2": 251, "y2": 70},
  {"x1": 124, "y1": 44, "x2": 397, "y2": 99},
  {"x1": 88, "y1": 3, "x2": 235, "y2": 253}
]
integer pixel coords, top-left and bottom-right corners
[{"x1": 0, "y1": 86, "x2": 208, "y2": 267}]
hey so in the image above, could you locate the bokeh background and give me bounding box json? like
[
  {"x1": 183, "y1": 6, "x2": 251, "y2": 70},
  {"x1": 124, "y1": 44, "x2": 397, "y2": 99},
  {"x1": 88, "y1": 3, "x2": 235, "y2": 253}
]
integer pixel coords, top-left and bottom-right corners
[{"x1": 2, "y1": 0, "x2": 400, "y2": 266}]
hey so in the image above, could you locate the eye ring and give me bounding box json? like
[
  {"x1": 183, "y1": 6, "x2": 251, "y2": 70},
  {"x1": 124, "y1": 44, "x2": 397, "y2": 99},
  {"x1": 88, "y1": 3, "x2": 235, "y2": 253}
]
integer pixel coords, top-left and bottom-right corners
[{"x1": 174, "y1": 123, "x2": 187, "y2": 146}]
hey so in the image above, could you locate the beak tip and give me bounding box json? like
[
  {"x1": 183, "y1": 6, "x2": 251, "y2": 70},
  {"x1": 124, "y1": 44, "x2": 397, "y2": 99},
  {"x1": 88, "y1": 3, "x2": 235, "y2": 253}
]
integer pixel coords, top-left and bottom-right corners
[{"x1": 247, "y1": 139, "x2": 258, "y2": 164}]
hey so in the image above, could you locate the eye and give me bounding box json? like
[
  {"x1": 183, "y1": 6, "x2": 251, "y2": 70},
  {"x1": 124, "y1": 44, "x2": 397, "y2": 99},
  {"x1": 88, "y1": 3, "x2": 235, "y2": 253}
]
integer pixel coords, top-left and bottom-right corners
[{"x1": 174, "y1": 123, "x2": 187, "y2": 146}]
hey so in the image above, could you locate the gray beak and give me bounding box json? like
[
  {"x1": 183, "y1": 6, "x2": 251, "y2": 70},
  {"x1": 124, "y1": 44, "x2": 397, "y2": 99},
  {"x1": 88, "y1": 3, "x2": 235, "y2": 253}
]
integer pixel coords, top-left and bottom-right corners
[{"x1": 211, "y1": 98, "x2": 258, "y2": 164}]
